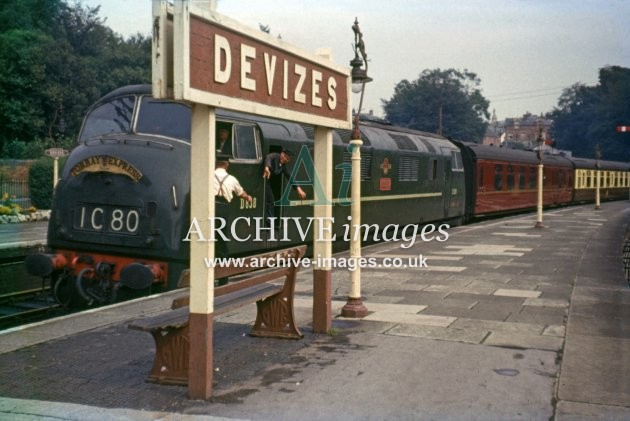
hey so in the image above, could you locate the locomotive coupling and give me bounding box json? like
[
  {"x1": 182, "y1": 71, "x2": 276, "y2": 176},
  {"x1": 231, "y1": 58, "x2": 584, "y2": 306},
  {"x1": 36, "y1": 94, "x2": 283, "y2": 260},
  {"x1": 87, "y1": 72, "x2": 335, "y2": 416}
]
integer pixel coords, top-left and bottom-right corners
[{"x1": 25, "y1": 253, "x2": 68, "y2": 277}]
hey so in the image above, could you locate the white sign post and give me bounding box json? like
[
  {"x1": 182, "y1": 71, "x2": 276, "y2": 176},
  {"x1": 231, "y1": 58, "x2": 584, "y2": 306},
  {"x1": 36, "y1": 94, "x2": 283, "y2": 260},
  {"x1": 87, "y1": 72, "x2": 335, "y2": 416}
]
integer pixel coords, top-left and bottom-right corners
[{"x1": 44, "y1": 147, "x2": 69, "y2": 188}]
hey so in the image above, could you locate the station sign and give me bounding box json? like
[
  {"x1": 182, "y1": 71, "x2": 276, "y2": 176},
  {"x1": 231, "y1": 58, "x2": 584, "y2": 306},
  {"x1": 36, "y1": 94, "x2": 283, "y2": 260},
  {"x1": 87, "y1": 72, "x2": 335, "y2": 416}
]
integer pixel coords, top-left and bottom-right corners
[
  {"x1": 44, "y1": 148, "x2": 69, "y2": 158},
  {"x1": 152, "y1": 1, "x2": 351, "y2": 129}
]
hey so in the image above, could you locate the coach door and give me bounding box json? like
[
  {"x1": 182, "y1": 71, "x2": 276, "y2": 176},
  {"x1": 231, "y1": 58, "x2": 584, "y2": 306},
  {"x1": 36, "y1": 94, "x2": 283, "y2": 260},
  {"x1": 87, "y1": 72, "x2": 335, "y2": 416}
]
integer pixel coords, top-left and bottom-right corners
[{"x1": 442, "y1": 148, "x2": 465, "y2": 219}]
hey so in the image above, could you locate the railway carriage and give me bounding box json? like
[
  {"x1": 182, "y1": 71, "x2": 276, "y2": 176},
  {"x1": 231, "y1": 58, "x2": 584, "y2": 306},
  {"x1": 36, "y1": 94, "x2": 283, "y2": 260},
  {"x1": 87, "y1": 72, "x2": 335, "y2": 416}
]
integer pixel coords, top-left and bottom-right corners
[
  {"x1": 571, "y1": 157, "x2": 630, "y2": 203},
  {"x1": 454, "y1": 142, "x2": 574, "y2": 220}
]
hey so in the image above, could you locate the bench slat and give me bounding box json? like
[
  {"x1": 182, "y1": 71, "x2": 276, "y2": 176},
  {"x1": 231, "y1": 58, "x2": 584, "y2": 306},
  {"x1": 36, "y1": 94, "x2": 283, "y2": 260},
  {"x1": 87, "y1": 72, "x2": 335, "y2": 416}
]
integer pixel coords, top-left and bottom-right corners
[
  {"x1": 215, "y1": 283, "x2": 283, "y2": 316},
  {"x1": 129, "y1": 306, "x2": 188, "y2": 332},
  {"x1": 129, "y1": 283, "x2": 283, "y2": 332}
]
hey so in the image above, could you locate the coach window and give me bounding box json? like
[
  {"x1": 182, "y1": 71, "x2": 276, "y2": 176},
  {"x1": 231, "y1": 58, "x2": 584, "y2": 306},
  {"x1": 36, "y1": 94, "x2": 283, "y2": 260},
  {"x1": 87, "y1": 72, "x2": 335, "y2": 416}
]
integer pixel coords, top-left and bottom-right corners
[
  {"x1": 529, "y1": 166, "x2": 536, "y2": 189},
  {"x1": 610, "y1": 172, "x2": 615, "y2": 188},
  {"x1": 232, "y1": 124, "x2": 260, "y2": 161},
  {"x1": 494, "y1": 164, "x2": 503, "y2": 191},
  {"x1": 518, "y1": 166, "x2": 526, "y2": 190},
  {"x1": 506, "y1": 165, "x2": 514, "y2": 190},
  {"x1": 478, "y1": 167, "x2": 484, "y2": 189},
  {"x1": 575, "y1": 170, "x2": 581, "y2": 189}
]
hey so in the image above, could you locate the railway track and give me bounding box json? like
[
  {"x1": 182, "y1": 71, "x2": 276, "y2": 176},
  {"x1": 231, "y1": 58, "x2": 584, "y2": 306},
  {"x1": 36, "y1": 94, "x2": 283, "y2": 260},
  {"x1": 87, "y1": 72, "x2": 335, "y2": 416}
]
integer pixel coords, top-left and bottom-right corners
[
  {"x1": 0, "y1": 246, "x2": 62, "y2": 330},
  {"x1": 0, "y1": 288, "x2": 61, "y2": 329}
]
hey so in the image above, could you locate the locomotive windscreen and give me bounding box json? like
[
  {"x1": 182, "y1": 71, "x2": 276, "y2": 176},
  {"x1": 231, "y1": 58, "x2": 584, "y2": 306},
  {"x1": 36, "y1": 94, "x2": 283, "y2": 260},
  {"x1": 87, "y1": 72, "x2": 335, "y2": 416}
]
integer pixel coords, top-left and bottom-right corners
[
  {"x1": 79, "y1": 95, "x2": 135, "y2": 141},
  {"x1": 79, "y1": 95, "x2": 192, "y2": 142},
  {"x1": 136, "y1": 97, "x2": 191, "y2": 141}
]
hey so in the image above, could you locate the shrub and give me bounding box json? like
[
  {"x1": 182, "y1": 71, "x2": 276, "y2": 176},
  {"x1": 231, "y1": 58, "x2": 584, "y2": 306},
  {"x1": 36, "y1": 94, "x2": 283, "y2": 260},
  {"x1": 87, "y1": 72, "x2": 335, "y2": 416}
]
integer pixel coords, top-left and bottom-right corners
[{"x1": 29, "y1": 157, "x2": 66, "y2": 209}]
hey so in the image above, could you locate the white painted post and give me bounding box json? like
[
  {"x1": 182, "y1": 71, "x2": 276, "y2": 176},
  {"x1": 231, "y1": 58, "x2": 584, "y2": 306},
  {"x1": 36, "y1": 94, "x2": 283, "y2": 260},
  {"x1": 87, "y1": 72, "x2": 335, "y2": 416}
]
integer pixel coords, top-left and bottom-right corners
[
  {"x1": 312, "y1": 126, "x2": 333, "y2": 333},
  {"x1": 187, "y1": 103, "x2": 216, "y2": 399},
  {"x1": 535, "y1": 163, "x2": 544, "y2": 228}
]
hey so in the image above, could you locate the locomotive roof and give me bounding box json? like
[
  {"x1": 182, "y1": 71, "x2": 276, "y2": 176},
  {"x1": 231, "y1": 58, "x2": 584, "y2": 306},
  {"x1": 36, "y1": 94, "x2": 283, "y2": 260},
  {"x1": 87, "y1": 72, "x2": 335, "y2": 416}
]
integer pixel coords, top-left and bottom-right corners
[
  {"x1": 466, "y1": 143, "x2": 574, "y2": 167},
  {"x1": 93, "y1": 84, "x2": 310, "y2": 143},
  {"x1": 356, "y1": 119, "x2": 458, "y2": 155},
  {"x1": 96, "y1": 84, "x2": 152, "y2": 105},
  {"x1": 95, "y1": 85, "x2": 457, "y2": 153}
]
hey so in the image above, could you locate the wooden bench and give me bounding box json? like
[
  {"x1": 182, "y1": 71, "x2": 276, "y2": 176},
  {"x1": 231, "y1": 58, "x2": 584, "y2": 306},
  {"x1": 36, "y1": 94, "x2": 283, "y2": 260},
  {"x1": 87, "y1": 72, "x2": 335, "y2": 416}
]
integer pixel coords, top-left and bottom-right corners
[{"x1": 128, "y1": 245, "x2": 306, "y2": 385}]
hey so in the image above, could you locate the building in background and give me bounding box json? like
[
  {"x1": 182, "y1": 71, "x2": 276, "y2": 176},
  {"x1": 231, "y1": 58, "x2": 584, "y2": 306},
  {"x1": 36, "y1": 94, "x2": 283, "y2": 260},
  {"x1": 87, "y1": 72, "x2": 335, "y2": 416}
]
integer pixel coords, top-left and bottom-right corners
[{"x1": 482, "y1": 111, "x2": 569, "y2": 156}]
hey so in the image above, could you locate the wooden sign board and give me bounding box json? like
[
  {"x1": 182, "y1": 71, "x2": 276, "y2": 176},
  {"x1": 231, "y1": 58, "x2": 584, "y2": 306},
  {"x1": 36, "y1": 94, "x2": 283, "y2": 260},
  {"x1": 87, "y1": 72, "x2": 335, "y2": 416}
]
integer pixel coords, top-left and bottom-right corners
[{"x1": 153, "y1": 1, "x2": 351, "y2": 129}]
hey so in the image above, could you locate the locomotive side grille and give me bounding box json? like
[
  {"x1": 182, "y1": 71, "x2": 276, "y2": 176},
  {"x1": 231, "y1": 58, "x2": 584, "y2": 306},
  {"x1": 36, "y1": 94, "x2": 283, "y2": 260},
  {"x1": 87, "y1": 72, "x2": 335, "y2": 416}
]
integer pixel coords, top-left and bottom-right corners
[
  {"x1": 342, "y1": 150, "x2": 372, "y2": 180},
  {"x1": 390, "y1": 134, "x2": 418, "y2": 151},
  {"x1": 399, "y1": 156, "x2": 419, "y2": 181}
]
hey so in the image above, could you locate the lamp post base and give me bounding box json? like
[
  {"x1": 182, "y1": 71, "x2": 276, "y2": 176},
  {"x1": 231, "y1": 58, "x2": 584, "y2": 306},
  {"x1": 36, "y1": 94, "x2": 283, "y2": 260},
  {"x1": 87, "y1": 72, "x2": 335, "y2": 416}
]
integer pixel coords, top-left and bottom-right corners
[
  {"x1": 534, "y1": 221, "x2": 545, "y2": 229},
  {"x1": 341, "y1": 297, "x2": 368, "y2": 318},
  {"x1": 595, "y1": 205, "x2": 601, "y2": 210}
]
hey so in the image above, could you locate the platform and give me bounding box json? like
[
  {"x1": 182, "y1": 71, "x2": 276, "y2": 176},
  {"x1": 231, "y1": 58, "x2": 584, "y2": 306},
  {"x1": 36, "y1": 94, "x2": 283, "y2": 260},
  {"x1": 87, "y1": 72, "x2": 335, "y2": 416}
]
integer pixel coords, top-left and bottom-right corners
[{"x1": 0, "y1": 202, "x2": 629, "y2": 420}]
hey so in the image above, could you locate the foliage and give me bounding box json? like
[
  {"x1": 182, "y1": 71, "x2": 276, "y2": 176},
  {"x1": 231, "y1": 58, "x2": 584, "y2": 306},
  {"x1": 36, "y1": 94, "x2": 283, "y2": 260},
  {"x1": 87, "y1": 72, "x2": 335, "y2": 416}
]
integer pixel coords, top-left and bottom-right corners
[
  {"x1": 0, "y1": 192, "x2": 21, "y2": 214},
  {"x1": 550, "y1": 66, "x2": 630, "y2": 161},
  {"x1": 0, "y1": 0, "x2": 151, "y2": 159},
  {"x1": 28, "y1": 157, "x2": 66, "y2": 209},
  {"x1": 382, "y1": 68, "x2": 490, "y2": 142}
]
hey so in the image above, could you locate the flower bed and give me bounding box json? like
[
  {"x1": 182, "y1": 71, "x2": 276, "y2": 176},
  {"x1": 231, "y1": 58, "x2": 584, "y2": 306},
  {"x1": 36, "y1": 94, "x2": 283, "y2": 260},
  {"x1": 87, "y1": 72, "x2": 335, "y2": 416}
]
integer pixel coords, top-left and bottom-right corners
[{"x1": 0, "y1": 209, "x2": 50, "y2": 224}]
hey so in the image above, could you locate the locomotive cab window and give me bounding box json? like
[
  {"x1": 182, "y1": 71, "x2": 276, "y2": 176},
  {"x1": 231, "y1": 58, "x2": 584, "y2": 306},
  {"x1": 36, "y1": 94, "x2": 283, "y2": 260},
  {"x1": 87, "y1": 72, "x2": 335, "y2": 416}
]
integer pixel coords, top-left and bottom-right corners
[{"x1": 232, "y1": 124, "x2": 260, "y2": 161}]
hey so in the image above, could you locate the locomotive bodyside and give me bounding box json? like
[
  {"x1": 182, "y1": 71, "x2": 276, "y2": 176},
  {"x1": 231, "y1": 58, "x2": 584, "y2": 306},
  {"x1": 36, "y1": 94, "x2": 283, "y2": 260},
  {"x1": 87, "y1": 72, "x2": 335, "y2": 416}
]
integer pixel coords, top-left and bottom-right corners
[{"x1": 27, "y1": 85, "x2": 464, "y2": 306}]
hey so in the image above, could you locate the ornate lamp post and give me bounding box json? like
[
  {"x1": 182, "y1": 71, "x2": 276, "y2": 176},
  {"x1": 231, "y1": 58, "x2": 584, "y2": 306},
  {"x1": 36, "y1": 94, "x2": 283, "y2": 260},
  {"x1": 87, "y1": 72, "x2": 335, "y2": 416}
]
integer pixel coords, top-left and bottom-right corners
[
  {"x1": 534, "y1": 119, "x2": 544, "y2": 228},
  {"x1": 595, "y1": 143, "x2": 601, "y2": 210},
  {"x1": 341, "y1": 18, "x2": 372, "y2": 318}
]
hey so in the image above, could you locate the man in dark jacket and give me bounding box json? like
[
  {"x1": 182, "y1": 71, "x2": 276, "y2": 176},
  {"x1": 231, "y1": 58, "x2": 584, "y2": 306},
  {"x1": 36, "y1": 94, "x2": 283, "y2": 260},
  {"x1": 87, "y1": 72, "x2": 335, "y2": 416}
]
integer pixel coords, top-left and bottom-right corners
[{"x1": 262, "y1": 149, "x2": 306, "y2": 228}]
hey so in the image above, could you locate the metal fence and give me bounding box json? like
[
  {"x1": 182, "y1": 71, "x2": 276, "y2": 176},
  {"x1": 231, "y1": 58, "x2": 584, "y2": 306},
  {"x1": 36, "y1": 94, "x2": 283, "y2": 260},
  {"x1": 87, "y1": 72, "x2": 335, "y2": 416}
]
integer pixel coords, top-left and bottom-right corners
[{"x1": 0, "y1": 176, "x2": 31, "y2": 208}]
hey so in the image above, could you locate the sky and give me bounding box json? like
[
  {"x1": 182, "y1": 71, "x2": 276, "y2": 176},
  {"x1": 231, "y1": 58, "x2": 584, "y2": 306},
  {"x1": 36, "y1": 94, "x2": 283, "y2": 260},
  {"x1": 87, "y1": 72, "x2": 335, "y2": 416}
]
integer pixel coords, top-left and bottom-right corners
[{"x1": 83, "y1": 0, "x2": 630, "y2": 121}]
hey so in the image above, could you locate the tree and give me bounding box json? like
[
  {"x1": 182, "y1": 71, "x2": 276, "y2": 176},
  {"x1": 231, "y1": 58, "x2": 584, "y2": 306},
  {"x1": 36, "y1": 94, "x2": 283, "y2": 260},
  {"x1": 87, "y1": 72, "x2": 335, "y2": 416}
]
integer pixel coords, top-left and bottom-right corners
[
  {"x1": 0, "y1": 0, "x2": 150, "y2": 158},
  {"x1": 551, "y1": 66, "x2": 630, "y2": 161},
  {"x1": 382, "y1": 68, "x2": 490, "y2": 142}
]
